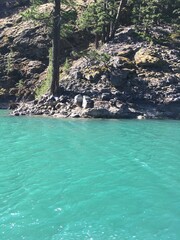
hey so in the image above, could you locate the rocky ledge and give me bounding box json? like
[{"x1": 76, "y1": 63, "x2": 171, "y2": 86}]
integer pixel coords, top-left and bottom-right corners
[{"x1": 10, "y1": 26, "x2": 180, "y2": 119}]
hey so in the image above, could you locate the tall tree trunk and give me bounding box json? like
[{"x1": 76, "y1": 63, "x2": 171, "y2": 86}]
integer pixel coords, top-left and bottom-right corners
[
  {"x1": 110, "y1": 0, "x2": 127, "y2": 39},
  {"x1": 93, "y1": 0, "x2": 99, "y2": 48},
  {"x1": 50, "y1": 0, "x2": 60, "y2": 95},
  {"x1": 95, "y1": 33, "x2": 99, "y2": 49},
  {"x1": 102, "y1": 0, "x2": 107, "y2": 43},
  {"x1": 106, "y1": 23, "x2": 110, "y2": 42},
  {"x1": 102, "y1": 25, "x2": 106, "y2": 43}
]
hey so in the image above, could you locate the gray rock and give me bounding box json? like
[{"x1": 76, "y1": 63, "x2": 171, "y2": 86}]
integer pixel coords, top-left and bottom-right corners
[
  {"x1": 113, "y1": 27, "x2": 136, "y2": 43},
  {"x1": 71, "y1": 113, "x2": 80, "y2": 118},
  {"x1": 55, "y1": 102, "x2": 62, "y2": 109},
  {"x1": 110, "y1": 69, "x2": 130, "y2": 88},
  {"x1": 82, "y1": 96, "x2": 94, "y2": 109},
  {"x1": 101, "y1": 93, "x2": 111, "y2": 101},
  {"x1": 101, "y1": 75, "x2": 107, "y2": 81},
  {"x1": 84, "y1": 108, "x2": 110, "y2": 118},
  {"x1": 9, "y1": 102, "x2": 19, "y2": 110},
  {"x1": 101, "y1": 88, "x2": 111, "y2": 94},
  {"x1": 59, "y1": 95, "x2": 68, "y2": 103},
  {"x1": 74, "y1": 94, "x2": 83, "y2": 107},
  {"x1": 72, "y1": 70, "x2": 83, "y2": 80}
]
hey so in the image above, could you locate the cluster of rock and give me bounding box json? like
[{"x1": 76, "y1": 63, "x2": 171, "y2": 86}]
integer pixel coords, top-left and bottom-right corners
[
  {"x1": 0, "y1": 4, "x2": 52, "y2": 107},
  {"x1": 12, "y1": 27, "x2": 180, "y2": 119},
  {"x1": 0, "y1": 2, "x2": 89, "y2": 108},
  {"x1": 12, "y1": 91, "x2": 142, "y2": 119},
  {"x1": 0, "y1": 5, "x2": 179, "y2": 119},
  {"x1": 13, "y1": 25, "x2": 180, "y2": 119}
]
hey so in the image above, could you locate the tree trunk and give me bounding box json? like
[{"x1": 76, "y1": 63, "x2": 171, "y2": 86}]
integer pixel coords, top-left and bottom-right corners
[
  {"x1": 102, "y1": 25, "x2": 106, "y2": 43},
  {"x1": 102, "y1": 0, "x2": 107, "y2": 43},
  {"x1": 50, "y1": 0, "x2": 60, "y2": 95},
  {"x1": 106, "y1": 23, "x2": 110, "y2": 42},
  {"x1": 95, "y1": 33, "x2": 99, "y2": 49},
  {"x1": 110, "y1": 0, "x2": 127, "y2": 40}
]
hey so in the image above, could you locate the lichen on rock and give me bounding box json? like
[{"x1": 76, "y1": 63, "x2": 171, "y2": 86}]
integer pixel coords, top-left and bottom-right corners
[{"x1": 134, "y1": 48, "x2": 165, "y2": 67}]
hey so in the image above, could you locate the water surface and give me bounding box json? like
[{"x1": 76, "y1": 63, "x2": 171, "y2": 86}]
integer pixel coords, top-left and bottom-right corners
[{"x1": 0, "y1": 111, "x2": 180, "y2": 240}]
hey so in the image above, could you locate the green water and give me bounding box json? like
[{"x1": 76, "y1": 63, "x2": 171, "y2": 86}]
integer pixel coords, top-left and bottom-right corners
[{"x1": 0, "y1": 111, "x2": 180, "y2": 240}]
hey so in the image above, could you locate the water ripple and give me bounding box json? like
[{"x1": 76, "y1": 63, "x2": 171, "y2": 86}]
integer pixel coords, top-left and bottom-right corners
[{"x1": 0, "y1": 115, "x2": 180, "y2": 240}]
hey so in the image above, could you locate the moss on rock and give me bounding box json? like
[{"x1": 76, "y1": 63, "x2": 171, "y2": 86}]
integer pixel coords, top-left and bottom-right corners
[{"x1": 134, "y1": 48, "x2": 164, "y2": 68}]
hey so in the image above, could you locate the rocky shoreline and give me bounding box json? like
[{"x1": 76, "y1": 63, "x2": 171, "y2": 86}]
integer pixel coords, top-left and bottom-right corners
[
  {"x1": 0, "y1": 5, "x2": 179, "y2": 119},
  {"x1": 10, "y1": 95, "x2": 180, "y2": 120},
  {"x1": 10, "y1": 26, "x2": 180, "y2": 120}
]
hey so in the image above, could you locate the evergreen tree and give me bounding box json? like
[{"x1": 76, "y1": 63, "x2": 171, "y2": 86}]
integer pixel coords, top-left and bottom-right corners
[
  {"x1": 78, "y1": 0, "x2": 107, "y2": 48},
  {"x1": 51, "y1": 0, "x2": 60, "y2": 95},
  {"x1": 23, "y1": 0, "x2": 77, "y2": 95},
  {"x1": 78, "y1": 0, "x2": 123, "y2": 48},
  {"x1": 129, "y1": 0, "x2": 180, "y2": 25},
  {"x1": 110, "y1": 0, "x2": 128, "y2": 39}
]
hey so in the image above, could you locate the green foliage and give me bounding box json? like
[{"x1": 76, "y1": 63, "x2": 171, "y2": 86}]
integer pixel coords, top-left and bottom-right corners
[
  {"x1": 21, "y1": 7, "x2": 50, "y2": 21},
  {"x1": 6, "y1": 50, "x2": 14, "y2": 74},
  {"x1": 62, "y1": 58, "x2": 71, "y2": 74},
  {"x1": 170, "y1": 31, "x2": 180, "y2": 40},
  {"x1": 0, "y1": 88, "x2": 6, "y2": 96},
  {"x1": 15, "y1": 80, "x2": 25, "y2": 90},
  {"x1": 21, "y1": 0, "x2": 77, "y2": 38},
  {"x1": 61, "y1": 8, "x2": 77, "y2": 38},
  {"x1": 77, "y1": 0, "x2": 117, "y2": 41},
  {"x1": 35, "y1": 67, "x2": 51, "y2": 98},
  {"x1": 35, "y1": 73, "x2": 51, "y2": 98},
  {"x1": 78, "y1": 0, "x2": 109, "y2": 34},
  {"x1": 21, "y1": 3, "x2": 52, "y2": 28},
  {"x1": 84, "y1": 50, "x2": 111, "y2": 64},
  {"x1": 35, "y1": 48, "x2": 52, "y2": 98},
  {"x1": 71, "y1": 50, "x2": 80, "y2": 60},
  {"x1": 129, "y1": 0, "x2": 180, "y2": 26}
]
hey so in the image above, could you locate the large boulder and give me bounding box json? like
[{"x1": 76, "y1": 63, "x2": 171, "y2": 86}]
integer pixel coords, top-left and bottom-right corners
[
  {"x1": 110, "y1": 68, "x2": 135, "y2": 88},
  {"x1": 113, "y1": 27, "x2": 136, "y2": 43},
  {"x1": 74, "y1": 94, "x2": 83, "y2": 107},
  {"x1": 82, "y1": 95, "x2": 94, "y2": 109},
  {"x1": 84, "y1": 108, "x2": 110, "y2": 118},
  {"x1": 110, "y1": 56, "x2": 135, "y2": 69},
  {"x1": 84, "y1": 65, "x2": 108, "y2": 83},
  {"x1": 134, "y1": 48, "x2": 164, "y2": 67}
]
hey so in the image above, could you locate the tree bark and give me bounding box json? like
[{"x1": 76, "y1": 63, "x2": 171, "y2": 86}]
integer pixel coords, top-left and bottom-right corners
[
  {"x1": 50, "y1": 0, "x2": 60, "y2": 95},
  {"x1": 95, "y1": 33, "x2": 99, "y2": 49},
  {"x1": 102, "y1": 0, "x2": 107, "y2": 43}
]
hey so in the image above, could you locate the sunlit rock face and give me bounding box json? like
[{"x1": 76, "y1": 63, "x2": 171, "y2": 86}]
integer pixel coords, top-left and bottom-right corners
[{"x1": 0, "y1": 4, "x2": 51, "y2": 103}]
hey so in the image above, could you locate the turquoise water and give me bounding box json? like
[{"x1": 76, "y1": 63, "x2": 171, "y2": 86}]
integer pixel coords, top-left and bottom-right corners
[{"x1": 0, "y1": 111, "x2": 180, "y2": 240}]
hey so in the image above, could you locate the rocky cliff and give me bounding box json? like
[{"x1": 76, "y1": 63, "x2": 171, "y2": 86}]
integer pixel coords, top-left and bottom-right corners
[
  {"x1": 0, "y1": 5, "x2": 180, "y2": 119},
  {"x1": 0, "y1": 4, "x2": 51, "y2": 108},
  {"x1": 0, "y1": 0, "x2": 30, "y2": 18},
  {"x1": 0, "y1": 3, "x2": 89, "y2": 108}
]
